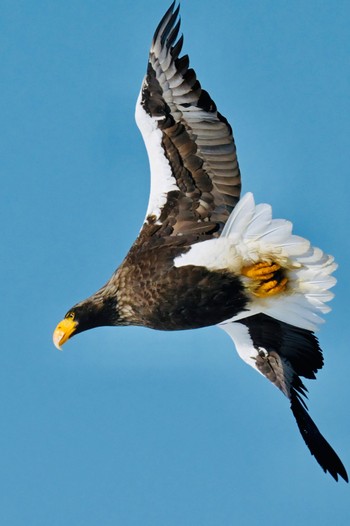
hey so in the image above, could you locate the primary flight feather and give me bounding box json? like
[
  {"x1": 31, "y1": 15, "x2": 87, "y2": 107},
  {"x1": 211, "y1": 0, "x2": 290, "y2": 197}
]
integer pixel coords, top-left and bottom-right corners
[{"x1": 53, "y1": 2, "x2": 347, "y2": 482}]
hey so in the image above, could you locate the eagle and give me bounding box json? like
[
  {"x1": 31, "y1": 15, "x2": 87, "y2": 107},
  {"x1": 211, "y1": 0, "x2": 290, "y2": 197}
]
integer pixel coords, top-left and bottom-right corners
[{"x1": 53, "y1": 2, "x2": 347, "y2": 482}]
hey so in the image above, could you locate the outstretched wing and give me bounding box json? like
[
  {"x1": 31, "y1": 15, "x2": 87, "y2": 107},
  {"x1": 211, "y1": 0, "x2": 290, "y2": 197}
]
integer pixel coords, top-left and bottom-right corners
[
  {"x1": 220, "y1": 314, "x2": 348, "y2": 482},
  {"x1": 135, "y1": 2, "x2": 241, "y2": 242}
]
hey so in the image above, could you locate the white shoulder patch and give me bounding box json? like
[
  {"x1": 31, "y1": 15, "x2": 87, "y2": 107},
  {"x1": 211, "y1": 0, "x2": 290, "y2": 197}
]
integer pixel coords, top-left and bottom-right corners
[{"x1": 135, "y1": 88, "x2": 179, "y2": 221}]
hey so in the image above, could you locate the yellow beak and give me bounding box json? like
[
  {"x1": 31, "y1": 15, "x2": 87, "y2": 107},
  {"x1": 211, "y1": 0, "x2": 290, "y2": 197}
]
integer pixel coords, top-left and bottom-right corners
[{"x1": 53, "y1": 318, "x2": 78, "y2": 350}]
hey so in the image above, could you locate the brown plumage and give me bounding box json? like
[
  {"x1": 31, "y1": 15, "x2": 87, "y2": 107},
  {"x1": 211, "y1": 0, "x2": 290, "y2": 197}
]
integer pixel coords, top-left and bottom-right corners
[{"x1": 110, "y1": 242, "x2": 247, "y2": 330}]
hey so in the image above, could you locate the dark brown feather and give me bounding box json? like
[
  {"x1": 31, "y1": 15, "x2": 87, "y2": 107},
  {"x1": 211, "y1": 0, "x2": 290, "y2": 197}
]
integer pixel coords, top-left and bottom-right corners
[{"x1": 114, "y1": 240, "x2": 247, "y2": 330}]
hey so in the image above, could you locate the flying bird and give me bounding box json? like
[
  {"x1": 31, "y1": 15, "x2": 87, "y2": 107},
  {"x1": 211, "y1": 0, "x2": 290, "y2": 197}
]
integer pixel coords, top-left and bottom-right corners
[{"x1": 53, "y1": 2, "x2": 347, "y2": 482}]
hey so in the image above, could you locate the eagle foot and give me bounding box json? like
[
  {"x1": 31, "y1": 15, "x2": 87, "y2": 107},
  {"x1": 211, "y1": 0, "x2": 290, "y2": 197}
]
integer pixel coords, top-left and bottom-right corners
[
  {"x1": 242, "y1": 261, "x2": 281, "y2": 279},
  {"x1": 255, "y1": 277, "x2": 288, "y2": 297},
  {"x1": 242, "y1": 262, "x2": 288, "y2": 297}
]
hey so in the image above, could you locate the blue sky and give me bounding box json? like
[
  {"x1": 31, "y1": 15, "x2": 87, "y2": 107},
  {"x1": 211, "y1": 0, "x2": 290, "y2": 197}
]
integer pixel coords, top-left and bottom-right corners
[{"x1": 2, "y1": 0, "x2": 350, "y2": 524}]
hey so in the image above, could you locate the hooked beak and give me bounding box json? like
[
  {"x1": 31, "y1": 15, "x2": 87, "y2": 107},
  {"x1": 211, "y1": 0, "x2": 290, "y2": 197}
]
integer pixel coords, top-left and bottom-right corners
[{"x1": 53, "y1": 317, "x2": 78, "y2": 350}]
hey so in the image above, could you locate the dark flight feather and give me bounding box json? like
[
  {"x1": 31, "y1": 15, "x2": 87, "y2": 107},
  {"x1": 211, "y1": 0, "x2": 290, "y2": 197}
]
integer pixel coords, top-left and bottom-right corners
[{"x1": 137, "y1": 2, "x2": 241, "y2": 243}]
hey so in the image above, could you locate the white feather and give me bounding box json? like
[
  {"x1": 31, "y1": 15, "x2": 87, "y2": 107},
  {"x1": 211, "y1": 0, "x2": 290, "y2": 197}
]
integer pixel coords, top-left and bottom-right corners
[
  {"x1": 244, "y1": 203, "x2": 273, "y2": 236},
  {"x1": 135, "y1": 89, "x2": 179, "y2": 221},
  {"x1": 221, "y1": 192, "x2": 255, "y2": 237},
  {"x1": 219, "y1": 322, "x2": 261, "y2": 373}
]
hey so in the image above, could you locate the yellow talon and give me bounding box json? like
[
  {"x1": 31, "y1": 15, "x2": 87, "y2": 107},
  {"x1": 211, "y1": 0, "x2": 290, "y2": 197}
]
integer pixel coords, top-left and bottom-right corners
[
  {"x1": 241, "y1": 261, "x2": 288, "y2": 297},
  {"x1": 242, "y1": 262, "x2": 281, "y2": 280},
  {"x1": 258, "y1": 280, "x2": 278, "y2": 292},
  {"x1": 255, "y1": 277, "x2": 288, "y2": 297}
]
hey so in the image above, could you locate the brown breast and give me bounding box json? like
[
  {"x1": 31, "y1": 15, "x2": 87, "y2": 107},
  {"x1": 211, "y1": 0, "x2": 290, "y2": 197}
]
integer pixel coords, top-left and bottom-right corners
[{"x1": 116, "y1": 242, "x2": 248, "y2": 331}]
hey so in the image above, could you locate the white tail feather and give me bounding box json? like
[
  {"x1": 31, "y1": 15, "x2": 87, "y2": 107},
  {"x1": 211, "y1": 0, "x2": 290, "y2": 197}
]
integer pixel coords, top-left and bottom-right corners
[{"x1": 220, "y1": 193, "x2": 337, "y2": 331}]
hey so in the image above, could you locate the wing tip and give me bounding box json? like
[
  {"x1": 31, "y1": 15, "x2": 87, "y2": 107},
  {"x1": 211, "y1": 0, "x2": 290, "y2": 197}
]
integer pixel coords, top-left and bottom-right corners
[{"x1": 152, "y1": 1, "x2": 180, "y2": 47}]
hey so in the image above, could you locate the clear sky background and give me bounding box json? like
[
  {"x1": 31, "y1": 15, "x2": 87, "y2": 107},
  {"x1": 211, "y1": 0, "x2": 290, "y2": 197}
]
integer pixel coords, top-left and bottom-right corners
[{"x1": 2, "y1": 0, "x2": 350, "y2": 524}]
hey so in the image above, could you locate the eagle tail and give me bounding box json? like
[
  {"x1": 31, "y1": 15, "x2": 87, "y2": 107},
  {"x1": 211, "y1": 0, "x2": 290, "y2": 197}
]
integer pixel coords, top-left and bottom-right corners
[
  {"x1": 290, "y1": 390, "x2": 348, "y2": 482},
  {"x1": 222, "y1": 193, "x2": 337, "y2": 332}
]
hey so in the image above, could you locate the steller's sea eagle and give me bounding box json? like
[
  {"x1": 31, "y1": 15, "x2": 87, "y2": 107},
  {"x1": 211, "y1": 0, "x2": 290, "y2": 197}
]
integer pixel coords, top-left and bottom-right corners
[{"x1": 53, "y1": 2, "x2": 347, "y2": 482}]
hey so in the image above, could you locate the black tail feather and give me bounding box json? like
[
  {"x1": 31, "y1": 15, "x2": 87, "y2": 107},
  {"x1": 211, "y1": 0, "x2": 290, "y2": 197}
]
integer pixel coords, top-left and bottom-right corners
[{"x1": 290, "y1": 392, "x2": 348, "y2": 482}]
